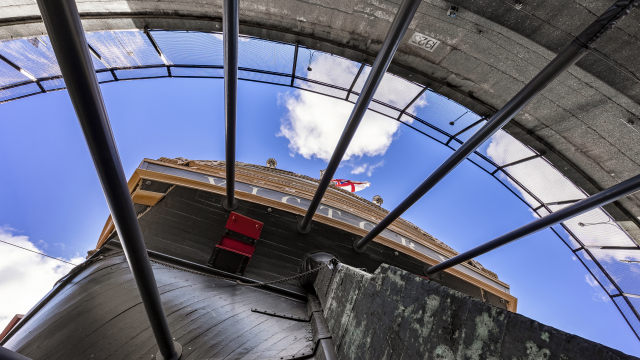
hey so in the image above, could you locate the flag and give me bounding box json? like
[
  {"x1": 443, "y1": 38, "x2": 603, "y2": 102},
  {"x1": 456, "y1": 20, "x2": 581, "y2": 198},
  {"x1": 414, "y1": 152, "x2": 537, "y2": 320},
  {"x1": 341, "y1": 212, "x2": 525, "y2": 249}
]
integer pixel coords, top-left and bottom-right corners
[{"x1": 331, "y1": 179, "x2": 370, "y2": 193}]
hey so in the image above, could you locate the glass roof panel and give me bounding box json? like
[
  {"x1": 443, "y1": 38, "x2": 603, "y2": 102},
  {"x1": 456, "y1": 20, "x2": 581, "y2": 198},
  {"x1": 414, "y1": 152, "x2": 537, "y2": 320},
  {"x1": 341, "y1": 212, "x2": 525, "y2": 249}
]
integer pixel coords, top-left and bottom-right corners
[
  {"x1": 40, "y1": 78, "x2": 65, "y2": 91},
  {"x1": 411, "y1": 90, "x2": 480, "y2": 134},
  {"x1": 115, "y1": 67, "x2": 168, "y2": 80},
  {"x1": 455, "y1": 118, "x2": 486, "y2": 143},
  {"x1": 575, "y1": 249, "x2": 619, "y2": 296},
  {"x1": 239, "y1": 70, "x2": 291, "y2": 86},
  {"x1": 295, "y1": 49, "x2": 359, "y2": 90},
  {"x1": 238, "y1": 37, "x2": 295, "y2": 75},
  {"x1": 294, "y1": 78, "x2": 348, "y2": 99},
  {"x1": 613, "y1": 297, "x2": 640, "y2": 338},
  {"x1": 501, "y1": 157, "x2": 587, "y2": 204},
  {"x1": 351, "y1": 66, "x2": 426, "y2": 112},
  {"x1": 86, "y1": 31, "x2": 162, "y2": 68},
  {"x1": 0, "y1": 83, "x2": 40, "y2": 102},
  {"x1": 551, "y1": 225, "x2": 582, "y2": 249},
  {"x1": 150, "y1": 31, "x2": 223, "y2": 66},
  {"x1": 479, "y1": 129, "x2": 537, "y2": 167},
  {"x1": 0, "y1": 57, "x2": 29, "y2": 87},
  {"x1": 96, "y1": 71, "x2": 115, "y2": 82},
  {"x1": 0, "y1": 37, "x2": 61, "y2": 78},
  {"x1": 171, "y1": 67, "x2": 223, "y2": 78},
  {"x1": 557, "y1": 208, "x2": 639, "y2": 248},
  {"x1": 400, "y1": 113, "x2": 450, "y2": 144},
  {"x1": 590, "y1": 248, "x2": 640, "y2": 295}
]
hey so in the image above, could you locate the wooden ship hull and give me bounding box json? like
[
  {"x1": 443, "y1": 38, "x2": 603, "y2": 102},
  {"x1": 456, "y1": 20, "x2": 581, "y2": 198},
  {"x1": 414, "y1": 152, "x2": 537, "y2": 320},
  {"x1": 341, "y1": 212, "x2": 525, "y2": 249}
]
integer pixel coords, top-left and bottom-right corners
[{"x1": 0, "y1": 158, "x2": 515, "y2": 359}]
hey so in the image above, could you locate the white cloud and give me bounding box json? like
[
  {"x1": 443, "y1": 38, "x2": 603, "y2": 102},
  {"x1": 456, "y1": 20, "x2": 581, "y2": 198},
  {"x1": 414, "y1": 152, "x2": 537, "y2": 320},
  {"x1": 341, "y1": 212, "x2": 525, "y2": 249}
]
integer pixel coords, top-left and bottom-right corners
[
  {"x1": 585, "y1": 274, "x2": 610, "y2": 302},
  {"x1": 349, "y1": 161, "x2": 384, "y2": 176},
  {"x1": 366, "y1": 160, "x2": 384, "y2": 176},
  {"x1": 0, "y1": 227, "x2": 83, "y2": 332},
  {"x1": 278, "y1": 55, "x2": 426, "y2": 162},
  {"x1": 278, "y1": 91, "x2": 402, "y2": 161},
  {"x1": 351, "y1": 164, "x2": 367, "y2": 175}
]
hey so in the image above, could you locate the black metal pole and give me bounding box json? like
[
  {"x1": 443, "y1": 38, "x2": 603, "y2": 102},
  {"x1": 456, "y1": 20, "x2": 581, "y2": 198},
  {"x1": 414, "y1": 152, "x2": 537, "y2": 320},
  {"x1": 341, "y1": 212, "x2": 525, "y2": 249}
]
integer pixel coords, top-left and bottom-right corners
[
  {"x1": 35, "y1": 1, "x2": 181, "y2": 359},
  {"x1": 297, "y1": 0, "x2": 422, "y2": 233},
  {"x1": 223, "y1": 0, "x2": 239, "y2": 211},
  {"x1": 354, "y1": 0, "x2": 638, "y2": 252},
  {"x1": 427, "y1": 173, "x2": 640, "y2": 275}
]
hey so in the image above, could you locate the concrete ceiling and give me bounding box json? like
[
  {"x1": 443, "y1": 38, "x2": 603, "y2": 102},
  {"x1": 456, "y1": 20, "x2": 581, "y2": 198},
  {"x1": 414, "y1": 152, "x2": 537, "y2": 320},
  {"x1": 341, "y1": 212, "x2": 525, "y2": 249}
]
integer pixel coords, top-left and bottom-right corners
[{"x1": 1, "y1": 0, "x2": 639, "y2": 242}]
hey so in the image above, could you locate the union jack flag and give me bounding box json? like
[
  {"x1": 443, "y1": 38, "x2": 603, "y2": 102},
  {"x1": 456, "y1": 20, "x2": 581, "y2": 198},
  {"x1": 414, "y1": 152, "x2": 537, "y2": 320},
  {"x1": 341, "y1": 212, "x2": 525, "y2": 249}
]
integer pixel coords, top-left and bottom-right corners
[{"x1": 331, "y1": 179, "x2": 371, "y2": 193}]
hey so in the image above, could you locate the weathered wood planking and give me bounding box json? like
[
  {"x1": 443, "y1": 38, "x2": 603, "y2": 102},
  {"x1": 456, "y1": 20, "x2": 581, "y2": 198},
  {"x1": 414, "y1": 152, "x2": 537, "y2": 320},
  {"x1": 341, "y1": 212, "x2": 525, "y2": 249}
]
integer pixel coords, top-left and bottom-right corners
[
  {"x1": 5, "y1": 254, "x2": 313, "y2": 360},
  {"x1": 129, "y1": 182, "x2": 503, "y2": 306}
]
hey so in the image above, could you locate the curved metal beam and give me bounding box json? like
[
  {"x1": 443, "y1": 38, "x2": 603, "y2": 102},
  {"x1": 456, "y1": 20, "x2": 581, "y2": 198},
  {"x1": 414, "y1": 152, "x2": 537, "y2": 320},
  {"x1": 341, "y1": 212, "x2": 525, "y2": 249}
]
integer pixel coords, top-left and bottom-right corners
[{"x1": 353, "y1": 0, "x2": 639, "y2": 252}]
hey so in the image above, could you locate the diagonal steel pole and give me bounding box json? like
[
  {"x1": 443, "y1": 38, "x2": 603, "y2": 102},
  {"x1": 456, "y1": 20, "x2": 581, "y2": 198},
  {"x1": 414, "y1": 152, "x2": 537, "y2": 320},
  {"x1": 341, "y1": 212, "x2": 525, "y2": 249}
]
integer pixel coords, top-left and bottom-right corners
[
  {"x1": 223, "y1": 0, "x2": 239, "y2": 211},
  {"x1": 297, "y1": 0, "x2": 423, "y2": 233},
  {"x1": 354, "y1": 0, "x2": 639, "y2": 252},
  {"x1": 35, "y1": 0, "x2": 181, "y2": 359},
  {"x1": 426, "y1": 173, "x2": 640, "y2": 275}
]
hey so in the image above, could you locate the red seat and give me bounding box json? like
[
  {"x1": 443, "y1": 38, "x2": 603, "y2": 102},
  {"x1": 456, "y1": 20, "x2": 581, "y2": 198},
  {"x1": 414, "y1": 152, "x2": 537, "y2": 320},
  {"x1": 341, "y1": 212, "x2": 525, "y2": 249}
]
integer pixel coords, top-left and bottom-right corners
[{"x1": 208, "y1": 212, "x2": 263, "y2": 275}]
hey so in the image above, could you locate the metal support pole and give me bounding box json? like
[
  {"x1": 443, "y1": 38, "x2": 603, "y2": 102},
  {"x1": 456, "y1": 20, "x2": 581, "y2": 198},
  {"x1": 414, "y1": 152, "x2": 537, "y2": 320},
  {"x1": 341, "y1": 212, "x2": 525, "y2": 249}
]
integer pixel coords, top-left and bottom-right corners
[
  {"x1": 223, "y1": 0, "x2": 239, "y2": 211},
  {"x1": 426, "y1": 173, "x2": 640, "y2": 275},
  {"x1": 297, "y1": 0, "x2": 422, "y2": 233},
  {"x1": 35, "y1": 1, "x2": 181, "y2": 359},
  {"x1": 354, "y1": 0, "x2": 638, "y2": 252}
]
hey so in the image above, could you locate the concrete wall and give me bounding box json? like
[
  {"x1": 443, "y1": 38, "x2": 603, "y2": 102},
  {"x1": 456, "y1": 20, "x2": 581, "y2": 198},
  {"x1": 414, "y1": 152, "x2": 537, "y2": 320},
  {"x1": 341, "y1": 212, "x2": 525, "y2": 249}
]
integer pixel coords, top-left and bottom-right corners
[{"x1": 314, "y1": 263, "x2": 637, "y2": 360}]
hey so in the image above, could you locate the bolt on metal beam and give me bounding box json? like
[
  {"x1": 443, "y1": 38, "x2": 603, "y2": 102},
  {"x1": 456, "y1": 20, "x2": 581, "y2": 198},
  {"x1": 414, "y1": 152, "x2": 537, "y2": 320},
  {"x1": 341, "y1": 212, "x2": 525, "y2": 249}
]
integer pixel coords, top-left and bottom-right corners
[
  {"x1": 223, "y1": 0, "x2": 239, "y2": 211},
  {"x1": 297, "y1": 0, "x2": 423, "y2": 233},
  {"x1": 426, "y1": 173, "x2": 640, "y2": 275},
  {"x1": 34, "y1": 0, "x2": 181, "y2": 359},
  {"x1": 353, "y1": 0, "x2": 639, "y2": 252}
]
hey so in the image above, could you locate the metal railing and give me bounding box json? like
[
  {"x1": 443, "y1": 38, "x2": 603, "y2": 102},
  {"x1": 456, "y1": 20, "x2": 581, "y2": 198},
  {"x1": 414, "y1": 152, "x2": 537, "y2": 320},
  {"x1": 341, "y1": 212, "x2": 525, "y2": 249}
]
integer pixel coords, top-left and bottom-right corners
[{"x1": 0, "y1": 28, "x2": 638, "y2": 340}]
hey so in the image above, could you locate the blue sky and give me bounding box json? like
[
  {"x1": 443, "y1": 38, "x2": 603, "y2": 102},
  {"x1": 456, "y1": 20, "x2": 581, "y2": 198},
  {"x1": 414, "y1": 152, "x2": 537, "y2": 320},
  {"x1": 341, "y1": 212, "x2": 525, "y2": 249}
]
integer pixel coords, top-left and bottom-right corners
[{"x1": 0, "y1": 76, "x2": 638, "y2": 355}]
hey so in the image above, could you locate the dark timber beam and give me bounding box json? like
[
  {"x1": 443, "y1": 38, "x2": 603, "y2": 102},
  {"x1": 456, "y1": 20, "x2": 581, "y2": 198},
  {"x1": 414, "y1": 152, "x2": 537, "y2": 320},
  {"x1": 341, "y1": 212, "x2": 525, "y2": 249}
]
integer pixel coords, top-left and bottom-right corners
[
  {"x1": 223, "y1": 0, "x2": 239, "y2": 211},
  {"x1": 297, "y1": 0, "x2": 422, "y2": 233},
  {"x1": 426, "y1": 173, "x2": 640, "y2": 275},
  {"x1": 35, "y1": 1, "x2": 181, "y2": 359},
  {"x1": 354, "y1": 0, "x2": 639, "y2": 252}
]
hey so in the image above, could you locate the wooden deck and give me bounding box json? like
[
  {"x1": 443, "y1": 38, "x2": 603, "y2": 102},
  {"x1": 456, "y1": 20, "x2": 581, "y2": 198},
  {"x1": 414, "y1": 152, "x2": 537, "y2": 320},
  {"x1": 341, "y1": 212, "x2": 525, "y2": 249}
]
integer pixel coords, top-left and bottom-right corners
[{"x1": 4, "y1": 254, "x2": 313, "y2": 360}]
